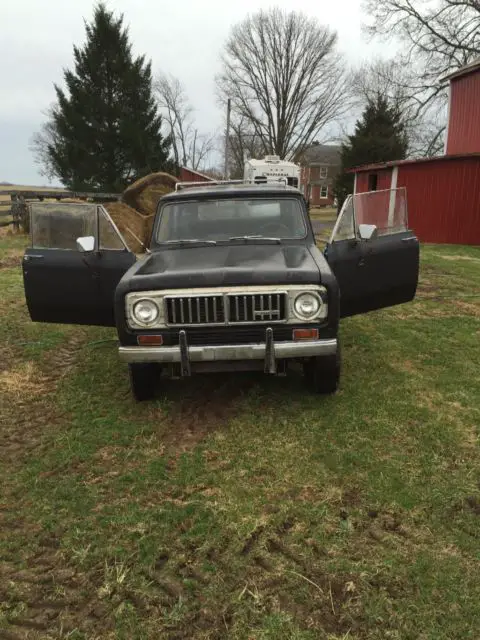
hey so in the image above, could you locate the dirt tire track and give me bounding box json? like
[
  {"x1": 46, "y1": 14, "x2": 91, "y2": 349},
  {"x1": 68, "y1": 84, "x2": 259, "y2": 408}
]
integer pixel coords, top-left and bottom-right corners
[{"x1": 0, "y1": 331, "x2": 114, "y2": 639}]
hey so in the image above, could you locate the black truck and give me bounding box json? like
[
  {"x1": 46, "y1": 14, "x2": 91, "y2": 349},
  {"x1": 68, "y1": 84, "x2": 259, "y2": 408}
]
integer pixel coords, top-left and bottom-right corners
[{"x1": 22, "y1": 182, "x2": 419, "y2": 400}]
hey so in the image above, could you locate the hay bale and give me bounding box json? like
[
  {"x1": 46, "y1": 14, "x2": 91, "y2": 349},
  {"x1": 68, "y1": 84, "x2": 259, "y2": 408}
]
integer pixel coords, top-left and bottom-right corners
[
  {"x1": 104, "y1": 202, "x2": 150, "y2": 253},
  {"x1": 123, "y1": 172, "x2": 177, "y2": 216}
]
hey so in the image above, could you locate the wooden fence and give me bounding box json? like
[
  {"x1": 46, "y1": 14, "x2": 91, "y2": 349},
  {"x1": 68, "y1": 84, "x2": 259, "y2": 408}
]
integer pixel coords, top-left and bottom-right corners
[{"x1": 0, "y1": 189, "x2": 121, "y2": 232}]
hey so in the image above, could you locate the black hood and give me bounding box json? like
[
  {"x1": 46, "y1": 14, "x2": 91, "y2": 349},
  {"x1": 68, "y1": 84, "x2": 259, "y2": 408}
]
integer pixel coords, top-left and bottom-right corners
[{"x1": 124, "y1": 243, "x2": 325, "y2": 288}]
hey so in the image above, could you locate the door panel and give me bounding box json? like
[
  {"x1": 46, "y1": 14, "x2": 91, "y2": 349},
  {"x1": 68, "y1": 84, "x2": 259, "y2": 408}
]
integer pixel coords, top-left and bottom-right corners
[
  {"x1": 23, "y1": 203, "x2": 136, "y2": 326},
  {"x1": 325, "y1": 231, "x2": 419, "y2": 317},
  {"x1": 324, "y1": 189, "x2": 419, "y2": 317},
  {"x1": 23, "y1": 248, "x2": 136, "y2": 326}
]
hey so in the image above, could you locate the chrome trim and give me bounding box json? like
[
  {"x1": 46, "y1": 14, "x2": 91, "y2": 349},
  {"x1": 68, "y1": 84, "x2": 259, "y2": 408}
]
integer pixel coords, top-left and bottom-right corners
[
  {"x1": 118, "y1": 339, "x2": 337, "y2": 363},
  {"x1": 125, "y1": 285, "x2": 327, "y2": 330}
]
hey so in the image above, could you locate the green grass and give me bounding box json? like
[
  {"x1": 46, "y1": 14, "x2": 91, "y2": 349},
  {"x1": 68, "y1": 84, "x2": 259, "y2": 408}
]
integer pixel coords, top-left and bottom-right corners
[{"x1": 0, "y1": 235, "x2": 479, "y2": 639}]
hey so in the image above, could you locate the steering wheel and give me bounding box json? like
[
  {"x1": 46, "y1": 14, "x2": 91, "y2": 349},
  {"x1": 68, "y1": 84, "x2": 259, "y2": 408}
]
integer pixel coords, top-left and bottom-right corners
[{"x1": 258, "y1": 222, "x2": 291, "y2": 236}]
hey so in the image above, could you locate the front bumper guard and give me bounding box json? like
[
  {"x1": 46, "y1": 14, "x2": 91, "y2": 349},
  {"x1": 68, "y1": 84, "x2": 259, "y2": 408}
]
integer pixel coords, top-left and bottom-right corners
[{"x1": 119, "y1": 330, "x2": 337, "y2": 377}]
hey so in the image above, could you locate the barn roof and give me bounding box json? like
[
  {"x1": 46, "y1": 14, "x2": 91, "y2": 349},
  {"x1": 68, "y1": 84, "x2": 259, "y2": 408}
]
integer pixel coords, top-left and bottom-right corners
[
  {"x1": 349, "y1": 152, "x2": 480, "y2": 173},
  {"x1": 440, "y1": 57, "x2": 480, "y2": 82},
  {"x1": 179, "y1": 166, "x2": 215, "y2": 181},
  {"x1": 297, "y1": 143, "x2": 341, "y2": 166}
]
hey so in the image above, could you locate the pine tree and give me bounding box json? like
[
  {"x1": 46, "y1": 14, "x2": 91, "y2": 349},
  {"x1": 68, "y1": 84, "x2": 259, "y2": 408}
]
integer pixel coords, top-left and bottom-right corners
[
  {"x1": 36, "y1": 3, "x2": 172, "y2": 191},
  {"x1": 334, "y1": 95, "x2": 408, "y2": 211}
]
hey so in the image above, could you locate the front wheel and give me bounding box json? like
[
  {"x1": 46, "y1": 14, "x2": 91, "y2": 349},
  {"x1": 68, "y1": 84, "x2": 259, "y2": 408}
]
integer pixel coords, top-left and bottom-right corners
[
  {"x1": 303, "y1": 342, "x2": 341, "y2": 395},
  {"x1": 128, "y1": 363, "x2": 160, "y2": 401}
]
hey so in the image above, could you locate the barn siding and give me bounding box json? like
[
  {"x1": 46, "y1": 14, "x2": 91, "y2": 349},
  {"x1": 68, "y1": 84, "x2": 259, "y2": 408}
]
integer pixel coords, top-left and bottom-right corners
[
  {"x1": 446, "y1": 73, "x2": 480, "y2": 155},
  {"x1": 353, "y1": 157, "x2": 480, "y2": 245},
  {"x1": 397, "y1": 157, "x2": 480, "y2": 245},
  {"x1": 354, "y1": 169, "x2": 392, "y2": 193}
]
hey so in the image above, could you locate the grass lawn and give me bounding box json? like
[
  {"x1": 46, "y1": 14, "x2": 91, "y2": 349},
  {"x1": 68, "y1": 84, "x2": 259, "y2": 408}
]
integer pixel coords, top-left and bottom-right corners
[{"x1": 0, "y1": 232, "x2": 479, "y2": 639}]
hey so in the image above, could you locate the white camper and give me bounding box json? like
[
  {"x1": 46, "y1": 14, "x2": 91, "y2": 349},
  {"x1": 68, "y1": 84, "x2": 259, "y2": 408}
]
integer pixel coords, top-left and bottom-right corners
[{"x1": 243, "y1": 155, "x2": 300, "y2": 189}]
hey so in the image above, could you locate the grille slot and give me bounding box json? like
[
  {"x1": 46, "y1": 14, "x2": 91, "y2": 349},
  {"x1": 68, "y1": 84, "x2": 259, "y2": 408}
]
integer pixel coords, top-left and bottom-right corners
[
  {"x1": 166, "y1": 295, "x2": 225, "y2": 325},
  {"x1": 228, "y1": 293, "x2": 286, "y2": 323}
]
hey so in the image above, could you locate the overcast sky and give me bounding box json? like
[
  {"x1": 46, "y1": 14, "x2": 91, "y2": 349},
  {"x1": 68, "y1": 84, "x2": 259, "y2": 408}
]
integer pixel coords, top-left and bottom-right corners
[{"x1": 1, "y1": 0, "x2": 390, "y2": 186}]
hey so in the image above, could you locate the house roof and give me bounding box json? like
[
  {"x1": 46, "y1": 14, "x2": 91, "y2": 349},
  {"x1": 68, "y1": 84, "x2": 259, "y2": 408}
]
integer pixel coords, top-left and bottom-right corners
[
  {"x1": 297, "y1": 144, "x2": 341, "y2": 166},
  {"x1": 440, "y1": 57, "x2": 480, "y2": 82},
  {"x1": 348, "y1": 152, "x2": 480, "y2": 173}
]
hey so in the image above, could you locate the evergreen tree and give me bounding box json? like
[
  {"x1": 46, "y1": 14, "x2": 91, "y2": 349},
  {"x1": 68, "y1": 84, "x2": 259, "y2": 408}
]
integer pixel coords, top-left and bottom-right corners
[
  {"x1": 35, "y1": 3, "x2": 172, "y2": 191},
  {"x1": 334, "y1": 95, "x2": 408, "y2": 211}
]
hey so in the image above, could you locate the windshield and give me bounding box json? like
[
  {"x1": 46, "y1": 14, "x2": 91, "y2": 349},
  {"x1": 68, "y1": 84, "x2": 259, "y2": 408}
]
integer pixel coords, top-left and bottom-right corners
[{"x1": 155, "y1": 197, "x2": 306, "y2": 243}]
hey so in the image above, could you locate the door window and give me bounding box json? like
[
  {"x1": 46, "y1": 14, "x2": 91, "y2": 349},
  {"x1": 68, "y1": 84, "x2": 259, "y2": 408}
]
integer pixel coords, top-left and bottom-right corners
[
  {"x1": 30, "y1": 203, "x2": 97, "y2": 250},
  {"x1": 29, "y1": 203, "x2": 129, "y2": 251},
  {"x1": 353, "y1": 188, "x2": 408, "y2": 236},
  {"x1": 98, "y1": 207, "x2": 128, "y2": 250},
  {"x1": 330, "y1": 189, "x2": 408, "y2": 243},
  {"x1": 329, "y1": 196, "x2": 356, "y2": 242}
]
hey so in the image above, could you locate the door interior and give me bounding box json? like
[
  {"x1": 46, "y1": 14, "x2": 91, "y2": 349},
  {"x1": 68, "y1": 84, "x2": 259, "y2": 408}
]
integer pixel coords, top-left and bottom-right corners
[
  {"x1": 324, "y1": 189, "x2": 419, "y2": 318},
  {"x1": 23, "y1": 202, "x2": 136, "y2": 326}
]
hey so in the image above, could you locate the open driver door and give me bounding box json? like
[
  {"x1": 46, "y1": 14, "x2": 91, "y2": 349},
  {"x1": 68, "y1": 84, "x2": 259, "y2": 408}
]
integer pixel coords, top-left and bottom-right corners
[
  {"x1": 324, "y1": 188, "x2": 419, "y2": 318},
  {"x1": 23, "y1": 202, "x2": 136, "y2": 326}
]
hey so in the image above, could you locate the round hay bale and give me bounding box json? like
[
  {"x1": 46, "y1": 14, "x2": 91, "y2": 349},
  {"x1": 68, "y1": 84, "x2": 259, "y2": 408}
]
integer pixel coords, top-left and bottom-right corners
[{"x1": 123, "y1": 172, "x2": 177, "y2": 216}]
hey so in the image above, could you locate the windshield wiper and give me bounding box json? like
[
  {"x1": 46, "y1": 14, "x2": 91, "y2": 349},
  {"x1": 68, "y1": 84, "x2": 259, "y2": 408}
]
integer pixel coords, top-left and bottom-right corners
[
  {"x1": 159, "y1": 239, "x2": 217, "y2": 247},
  {"x1": 228, "y1": 235, "x2": 282, "y2": 244}
]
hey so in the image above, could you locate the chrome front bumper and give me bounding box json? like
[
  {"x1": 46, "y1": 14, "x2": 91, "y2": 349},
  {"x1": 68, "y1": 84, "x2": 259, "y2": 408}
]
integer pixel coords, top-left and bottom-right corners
[{"x1": 118, "y1": 328, "x2": 337, "y2": 376}]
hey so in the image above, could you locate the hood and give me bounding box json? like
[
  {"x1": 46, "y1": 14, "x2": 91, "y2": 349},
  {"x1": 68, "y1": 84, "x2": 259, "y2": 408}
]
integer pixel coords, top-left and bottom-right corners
[{"x1": 126, "y1": 243, "x2": 323, "y2": 289}]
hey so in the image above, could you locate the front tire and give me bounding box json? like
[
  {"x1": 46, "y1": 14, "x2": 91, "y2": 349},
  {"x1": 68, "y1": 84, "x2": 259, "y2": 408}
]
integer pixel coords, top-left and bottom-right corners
[
  {"x1": 303, "y1": 341, "x2": 341, "y2": 394},
  {"x1": 128, "y1": 363, "x2": 160, "y2": 401}
]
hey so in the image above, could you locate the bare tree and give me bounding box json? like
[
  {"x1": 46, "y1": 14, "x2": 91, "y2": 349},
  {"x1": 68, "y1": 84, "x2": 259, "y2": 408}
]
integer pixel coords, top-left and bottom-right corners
[
  {"x1": 155, "y1": 73, "x2": 216, "y2": 171},
  {"x1": 216, "y1": 8, "x2": 352, "y2": 160},
  {"x1": 363, "y1": 0, "x2": 480, "y2": 154},
  {"x1": 352, "y1": 58, "x2": 448, "y2": 156},
  {"x1": 223, "y1": 115, "x2": 267, "y2": 178},
  {"x1": 30, "y1": 108, "x2": 61, "y2": 181}
]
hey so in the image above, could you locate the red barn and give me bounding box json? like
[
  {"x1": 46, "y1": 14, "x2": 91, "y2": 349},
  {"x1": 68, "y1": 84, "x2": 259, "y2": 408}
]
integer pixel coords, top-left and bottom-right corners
[
  {"x1": 351, "y1": 58, "x2": 480, "y2": 246},
  {"x1": 444, "y1": 58, "x2": 480, "y2": 155}
]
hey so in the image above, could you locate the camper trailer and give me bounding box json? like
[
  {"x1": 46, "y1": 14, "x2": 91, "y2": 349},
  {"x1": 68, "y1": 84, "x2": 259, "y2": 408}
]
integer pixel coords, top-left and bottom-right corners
[{"x1": 244, "y1": 155, "x2": 300, "y2": 188}]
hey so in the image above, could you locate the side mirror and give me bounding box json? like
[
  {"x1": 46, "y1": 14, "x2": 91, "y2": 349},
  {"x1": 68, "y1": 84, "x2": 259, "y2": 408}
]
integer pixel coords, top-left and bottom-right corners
[
  {"x1": 76, "y1": 236, "x2": 95, "y2": 253},
  {"x1": 358, "y1": 224, "x2": 378, "y2": 241}
]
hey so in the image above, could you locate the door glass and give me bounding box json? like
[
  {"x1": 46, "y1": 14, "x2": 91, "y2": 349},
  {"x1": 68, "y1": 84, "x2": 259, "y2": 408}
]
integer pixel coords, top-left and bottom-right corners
[
  {"x1": 330, "y1": 196, "x2": 355, "y2": 242},
  {"x1": 352, "y1": 188, "x2": 407, "y2": 236},
  {"x1": 30, "y1": 203, "x2": 96, "y2": 250},
  {"x1": 98, "y1": 207, "x2": 127, "y2": 250}
]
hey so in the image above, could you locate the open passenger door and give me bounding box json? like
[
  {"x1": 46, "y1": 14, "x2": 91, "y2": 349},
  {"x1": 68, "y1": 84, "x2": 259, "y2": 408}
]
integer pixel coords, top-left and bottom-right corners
[
  {"x1": 324, "y1": 188, "x2": 419, "y2": 318},
  {"x1": 23, "y1": 203, "x2": 136, "y2": 326}
]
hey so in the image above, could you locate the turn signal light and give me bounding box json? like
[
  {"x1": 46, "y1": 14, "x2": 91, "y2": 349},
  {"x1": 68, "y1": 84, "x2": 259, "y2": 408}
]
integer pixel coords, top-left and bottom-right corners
[
  {"x1": 292, "y1": 328, "x2": 319, "y2": 341},
  {"x1": 137, "y1": 335, "x2": 163, "y2": 345}
]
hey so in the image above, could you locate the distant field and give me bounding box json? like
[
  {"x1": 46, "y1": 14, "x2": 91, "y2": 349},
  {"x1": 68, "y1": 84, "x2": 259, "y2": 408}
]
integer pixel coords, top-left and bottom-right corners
[{"x1": 0, "y1": 184, "x2": 64, "y2": 192}]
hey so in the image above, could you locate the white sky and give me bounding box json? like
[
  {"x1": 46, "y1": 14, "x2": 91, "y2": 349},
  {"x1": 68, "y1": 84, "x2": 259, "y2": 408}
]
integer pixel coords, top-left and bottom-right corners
[{"x1": 0, "y1": 0, "x2": 391, "y2": 185}]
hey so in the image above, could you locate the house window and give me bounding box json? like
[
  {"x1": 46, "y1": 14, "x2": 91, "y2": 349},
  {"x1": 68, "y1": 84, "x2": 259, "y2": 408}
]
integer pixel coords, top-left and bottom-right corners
[
  {"x1": 320, "y1": 167, "x2": 328, "y2": 178},
  {"x1": 320, "y1": 186, "x2": 328, "y2": 199},
  {"x1": 368, "y1": 173, "x2": 378, "y2": 191}
]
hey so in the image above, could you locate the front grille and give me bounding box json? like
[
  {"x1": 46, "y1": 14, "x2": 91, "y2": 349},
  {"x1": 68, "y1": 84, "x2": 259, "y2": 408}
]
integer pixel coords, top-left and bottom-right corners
[
  {"x1": 164, "y1": 292, "x2": 287, "y2": 326},
  {"x1": 228, "y1": 293, "x2": 286, "y2": 323},
  {"x1": 165, "y1": 295, "x2": 225, "y2": 325}
]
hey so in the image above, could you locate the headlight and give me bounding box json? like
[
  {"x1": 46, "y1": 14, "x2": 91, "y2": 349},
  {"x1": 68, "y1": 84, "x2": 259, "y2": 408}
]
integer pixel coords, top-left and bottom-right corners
[
  {"x1": 132, "y1": 299, "x2": 159, "y2": 325},
  {"x1": 294, "y1": 292, "x2": 322, "y2": 319}
]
